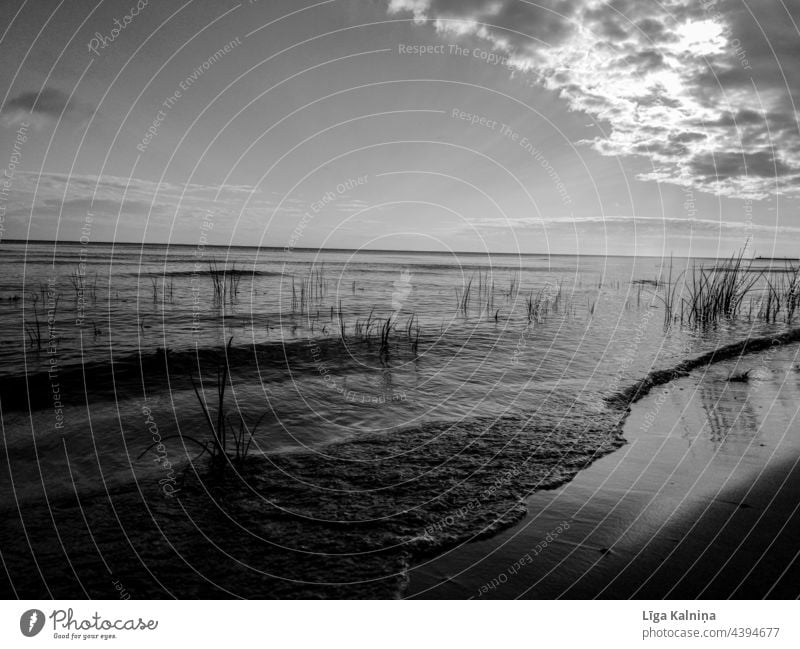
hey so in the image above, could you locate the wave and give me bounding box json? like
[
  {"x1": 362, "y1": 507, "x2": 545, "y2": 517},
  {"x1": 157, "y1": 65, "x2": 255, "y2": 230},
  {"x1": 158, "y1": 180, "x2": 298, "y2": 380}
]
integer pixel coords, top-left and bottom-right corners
[{"x1": 606, "y1": 325, "x2": 800, "y2": 409}]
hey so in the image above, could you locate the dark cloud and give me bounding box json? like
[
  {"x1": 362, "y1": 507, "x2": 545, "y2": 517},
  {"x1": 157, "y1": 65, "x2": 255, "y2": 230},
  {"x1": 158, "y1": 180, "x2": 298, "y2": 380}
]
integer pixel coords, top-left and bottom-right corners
[
  {"x1": 671, "y1": 131, "x2": 707, "y2": 143},
  {"x1": 5, "y1": 88, "x2": 72, "y2": 117},
  {"x1": 701, "y1": 109, "x2": 765, "y2": 128},
  {"x1": 583, "y1": 10, "x2": 628, "y2": 40},
  {"x1": 491, "y1": 0, "x2": 579, "y2": 47},
  {"x1": 636, "y1": 92, "x2": 682, "y2": 109},
  {"x1": 690, "y1": 151, "x2": 797, "y2": 180},
  {"x1": 2, "y1": 87, "x2": 94, "y2": 126},
  {"x1": 634, "y1": 17, "x2": 672, "y2": 43},
  {"x1": 621, "y1": 49, "x2": 665, "y2": 70}
]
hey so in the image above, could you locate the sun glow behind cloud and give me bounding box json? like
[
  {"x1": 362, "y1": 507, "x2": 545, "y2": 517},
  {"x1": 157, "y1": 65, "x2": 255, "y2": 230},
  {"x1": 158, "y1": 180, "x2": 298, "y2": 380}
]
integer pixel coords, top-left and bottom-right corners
[
  {"x1": 388, "y1": 0, "x2": 800, "y2": 201},
  {"x1": 676, "y1": 19, "x2": 726, "y2": 56}
]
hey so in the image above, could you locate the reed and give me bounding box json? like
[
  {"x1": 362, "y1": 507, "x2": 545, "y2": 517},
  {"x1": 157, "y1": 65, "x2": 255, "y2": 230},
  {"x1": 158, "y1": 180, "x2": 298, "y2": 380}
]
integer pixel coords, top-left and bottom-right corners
[
  {"x1": 68, "y1": 269, "x2": 82, "y2": 299},
  {"x1": 24, "y1": 293, "x2": 42, "y2": 350},
  {"x1": 525, "y1": 287, "x2": 552, "y2": 323},
  {"x1": 657, "y1": 256, "x2": 681, "y2": 327},
  {"x1": 681, "y1": 250, "x2": 760, "y2": 326},
  {"x1": 208, "y1": 259, "x2": 242, "y2": 303},
  {"x1": 455, "y1": 275, "x2": 474, "y2": 315},
  {"x1": 508, "y1": 273, "x2": 519, "y2": 299},
  {"x1": 138, "y1": 340, "x2": 266, "y2": 473},
  {"x1": 188, "y1": 337, "x2": 260, "y2": 469},
  {"x1": 379, "y1": 315, "x2": 393, "y2": 358},
  {"x1": 758, "y1": 264, "x2": 800, "y2": 323},
  {"x1": 192, "y1": 350, "x2": 228, "y2": 464},
  {"x1": 23, "y1": 287, "x2": 61, "y2": 350}
]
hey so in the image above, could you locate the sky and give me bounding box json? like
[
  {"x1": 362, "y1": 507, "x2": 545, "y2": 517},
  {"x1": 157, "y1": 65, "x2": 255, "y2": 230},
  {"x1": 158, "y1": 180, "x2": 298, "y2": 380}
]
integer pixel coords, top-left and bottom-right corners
[{"x1": 0, "y1": 0, "x2": 799, "y2": 256}]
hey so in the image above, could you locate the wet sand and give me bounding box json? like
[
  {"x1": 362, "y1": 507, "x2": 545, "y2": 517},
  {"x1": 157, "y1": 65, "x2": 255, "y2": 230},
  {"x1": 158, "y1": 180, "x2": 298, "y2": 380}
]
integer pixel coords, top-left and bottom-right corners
[{"x1": 407, "y1": 343, "x2": 800, "y2": 598}]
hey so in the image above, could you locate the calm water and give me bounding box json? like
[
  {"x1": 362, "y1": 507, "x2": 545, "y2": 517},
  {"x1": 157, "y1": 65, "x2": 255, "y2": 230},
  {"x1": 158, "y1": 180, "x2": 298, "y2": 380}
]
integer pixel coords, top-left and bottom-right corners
[{"x1": 0, "y1": 241, "x2": 786, "y2": 503}]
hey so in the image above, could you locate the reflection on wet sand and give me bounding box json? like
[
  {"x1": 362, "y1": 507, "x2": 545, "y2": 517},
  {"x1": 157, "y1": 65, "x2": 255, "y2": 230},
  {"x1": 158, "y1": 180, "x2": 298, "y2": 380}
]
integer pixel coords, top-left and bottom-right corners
[{"x1": 408, "y1": 344, "x2": 800, "y2": 599}]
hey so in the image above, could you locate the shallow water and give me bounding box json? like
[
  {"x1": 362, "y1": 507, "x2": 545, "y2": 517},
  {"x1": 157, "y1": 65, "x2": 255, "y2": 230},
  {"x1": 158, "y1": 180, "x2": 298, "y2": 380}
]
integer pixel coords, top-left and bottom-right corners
[
  {"x1": 0, "y1": 242, "x2": 788, "y2": 506},
  {"x1": 408, "y1": 344, "x2": 800, "y2": 598}
]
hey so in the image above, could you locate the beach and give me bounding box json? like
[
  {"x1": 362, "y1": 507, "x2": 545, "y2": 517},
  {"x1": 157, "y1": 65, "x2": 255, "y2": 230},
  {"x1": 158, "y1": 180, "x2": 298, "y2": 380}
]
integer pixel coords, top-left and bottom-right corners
[
  {"x1": 3, "y1": 335, "x2": 799, "y2": 599},
  {"x1": 407, "y1": 343, "x2": 800, "y2": 598}
]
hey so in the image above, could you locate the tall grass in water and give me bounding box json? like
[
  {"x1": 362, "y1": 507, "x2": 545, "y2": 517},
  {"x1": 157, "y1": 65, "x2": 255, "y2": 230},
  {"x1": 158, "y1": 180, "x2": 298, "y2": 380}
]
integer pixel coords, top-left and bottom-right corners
[
  {"x1": 653, "y1": 251, "x2": 800, "y2": 328},
  {"x1": 378, "y1": 315, "x2": 393, "y2": 359},
  {"x1": 454, "y1": 270, "x2": 515, "y2": 318},
  {"x1": 455, "y1": 276, "x2": 474, "y2": 315},
  {"x1": 758, "y1": 264, "x2": 800, "y2": 323},
  {"x1": 337, "y1": 299, "x2": 345, "y2": 341},
  {"x1": 682, "y1": 251, "x2": 760, "y2": 326},
  {"x1": 24, "y1": 293, "x2": 43, "y2": 350},
  {"x1": 291, "y1": 264, "x2": 327, "y2": 314},
  {"x1": 208, "y1": 259, "x2": 242, "y2": 303},
  {"x1": 655, "y1": 256, "x2": 681, "y2": 328},
  {"x1": 67, "y1": 268, "x2": 97, "y2": 302},
  {"x1": 139, "y1": 339, "x2": 267, "y2": 474},
  {"x1": 524, "y1": 283, "x2": 561, "y2": 323},
  {"x1": 404, "y1": 314, "x2": 421, "y2": 355}
]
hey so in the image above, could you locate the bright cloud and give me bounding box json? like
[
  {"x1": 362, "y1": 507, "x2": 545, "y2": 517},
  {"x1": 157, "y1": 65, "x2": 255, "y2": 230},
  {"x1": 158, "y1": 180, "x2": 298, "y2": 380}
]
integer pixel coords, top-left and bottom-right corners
[
  {"x1": 388, "y1": 0, "x2": 800, "y2": 200},
  {"x1": 1, "y1": 172, "x2": 371, "y2": 243}
]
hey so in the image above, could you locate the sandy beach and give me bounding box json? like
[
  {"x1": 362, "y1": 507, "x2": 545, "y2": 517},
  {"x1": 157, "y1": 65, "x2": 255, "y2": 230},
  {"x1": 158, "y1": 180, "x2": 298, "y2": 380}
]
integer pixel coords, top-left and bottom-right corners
[
  {"x1": 4, "y1": 329, "x2": 800, "y2": 599},
  {"x1": 407, "y1": 343, "x2": 800, "y2": 599}
]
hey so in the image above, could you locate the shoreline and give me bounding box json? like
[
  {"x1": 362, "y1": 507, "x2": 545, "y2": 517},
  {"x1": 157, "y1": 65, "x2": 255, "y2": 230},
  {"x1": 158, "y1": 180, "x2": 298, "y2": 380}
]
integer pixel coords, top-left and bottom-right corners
[
  {"x1": 606, "y1": 325, "x2": 800, "y2": 409},
  {"x1": 406, "y1": 341, "x2": 800, "y2": 598},
  {"x1": 3, "y1": 331, "x2": 800, "y2": 598},
  {"x1": 0, "y1": 403, "x2": 626, "y2": 598}
]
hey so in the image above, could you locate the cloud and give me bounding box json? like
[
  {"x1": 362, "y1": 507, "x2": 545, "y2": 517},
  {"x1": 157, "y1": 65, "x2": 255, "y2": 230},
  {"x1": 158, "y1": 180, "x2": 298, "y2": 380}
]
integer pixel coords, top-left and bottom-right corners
[
  {"x1": 388, "y1": 0, "x2": 800, "y2": 200},
  {"x1": 467, "y1": 213, "x2": 800, "y2": 236},
  {"x1": 2, "y1": 88, "x2": 94, "y2": 128},
  {"x1": 390, "y1": 0, "x2": 580, "y2": 51},
  {"x1": 4, "y1": 172, "x2": 273, "y2": 220},
  {"x1": 0, "y1": 172, "x2": 368, "y2": 244},
  {"x1": 14, "y1": 197, "x2": 154, "y2": 219}
]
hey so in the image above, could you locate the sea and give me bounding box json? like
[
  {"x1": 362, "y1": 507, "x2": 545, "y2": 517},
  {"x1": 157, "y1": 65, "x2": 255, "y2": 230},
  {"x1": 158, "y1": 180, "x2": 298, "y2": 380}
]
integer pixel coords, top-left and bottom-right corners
[{"x1": 0, "y1": 240, "x2": 787, "y2": 506}]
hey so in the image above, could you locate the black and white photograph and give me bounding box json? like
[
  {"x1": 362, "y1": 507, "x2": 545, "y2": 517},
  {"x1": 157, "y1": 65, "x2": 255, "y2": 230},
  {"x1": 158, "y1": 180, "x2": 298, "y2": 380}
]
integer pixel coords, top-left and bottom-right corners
[{"x1": 0, "y1": 0, "x2": 799, "y2": 642}]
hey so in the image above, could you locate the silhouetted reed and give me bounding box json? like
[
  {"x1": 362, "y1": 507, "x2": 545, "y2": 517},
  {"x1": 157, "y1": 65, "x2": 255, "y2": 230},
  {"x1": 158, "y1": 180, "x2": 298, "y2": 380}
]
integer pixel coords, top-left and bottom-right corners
[
  {"x1": 681, "y1": 250, "x2": 760, "y2": 326},
  {"x1": 139, "y1": 338, "x2": 266, "y2": 473},
  {"x1": 208, "y1": 259, "x2": 242, "y2": 303}
]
